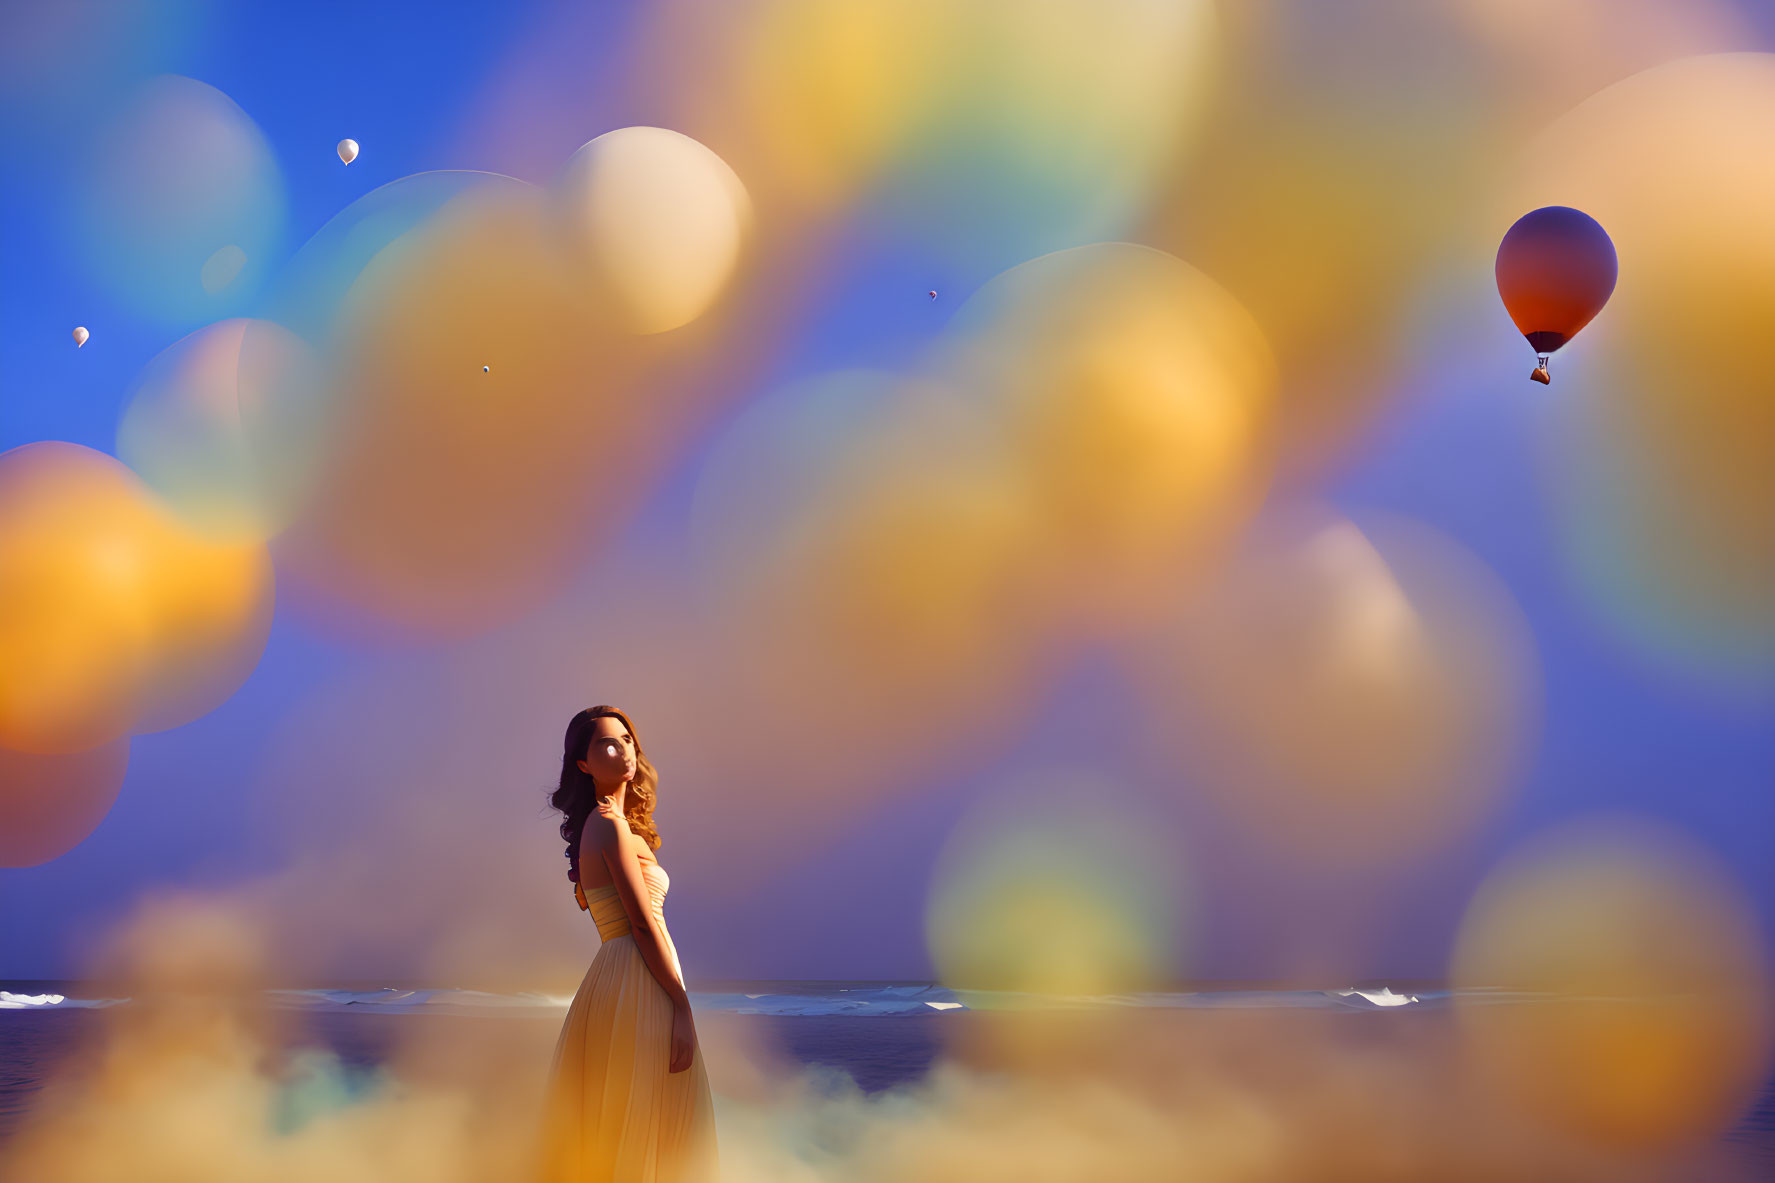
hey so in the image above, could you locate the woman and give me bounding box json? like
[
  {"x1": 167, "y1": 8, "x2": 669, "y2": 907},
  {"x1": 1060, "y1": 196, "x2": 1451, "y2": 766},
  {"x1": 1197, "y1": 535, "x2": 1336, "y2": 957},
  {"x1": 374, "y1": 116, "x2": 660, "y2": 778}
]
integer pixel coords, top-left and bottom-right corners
[{"x1": 537, "y1": 705, "x2": 718, "y2": 1182}]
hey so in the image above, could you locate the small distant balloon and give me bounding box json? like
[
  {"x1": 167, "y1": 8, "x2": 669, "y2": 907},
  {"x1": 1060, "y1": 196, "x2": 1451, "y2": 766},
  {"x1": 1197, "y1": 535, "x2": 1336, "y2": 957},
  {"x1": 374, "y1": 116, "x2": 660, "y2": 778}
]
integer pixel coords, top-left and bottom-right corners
[
  {"x1": 336, "y1": 138, "x2": 359, "y2": 165},
  {"x1": 482, "y1": 365, "x2": 490, "y2": 373},
  {"x1": 71, "y1": 326, "x2": 89, "y2": 348},
  {"x1": 928, "y1": 290, "x2": 938, "y2": 300},
  {"x1": 1495, "y1": 206, "x2": 1617, "y2": 385}
]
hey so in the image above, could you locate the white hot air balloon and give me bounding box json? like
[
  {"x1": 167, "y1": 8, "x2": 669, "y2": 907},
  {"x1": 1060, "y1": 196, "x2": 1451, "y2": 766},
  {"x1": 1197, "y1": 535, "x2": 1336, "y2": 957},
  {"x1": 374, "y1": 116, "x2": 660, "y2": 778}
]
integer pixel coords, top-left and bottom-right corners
[
  {"x1": 72, "y1": 326, "x2": 89, "y2": 348},
  {"x1": 337, "y1": 138, "x2": 359, "y2": 165}
]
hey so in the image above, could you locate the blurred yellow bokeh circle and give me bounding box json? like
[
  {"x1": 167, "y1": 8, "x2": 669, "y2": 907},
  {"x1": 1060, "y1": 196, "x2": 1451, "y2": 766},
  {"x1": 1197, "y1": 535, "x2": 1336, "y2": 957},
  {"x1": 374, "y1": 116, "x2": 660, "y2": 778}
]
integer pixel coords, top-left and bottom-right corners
[
  {"x1": 942, "y1": 242, "x2": 1276, "y2": 634},
  {"x1": 1452, "y1": 816, "x2": 1774, "y2": 1149},
  {"x1": 0, "y1": 442, "x2": 272, "y2": 752}
]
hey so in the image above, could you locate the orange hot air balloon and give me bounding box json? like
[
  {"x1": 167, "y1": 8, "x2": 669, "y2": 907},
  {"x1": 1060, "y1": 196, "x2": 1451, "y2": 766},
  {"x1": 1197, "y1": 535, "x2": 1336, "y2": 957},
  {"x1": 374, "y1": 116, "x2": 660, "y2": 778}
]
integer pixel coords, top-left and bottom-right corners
[{"x1": 1495, "y1": 206, "x2": 1617, "y2": 385}]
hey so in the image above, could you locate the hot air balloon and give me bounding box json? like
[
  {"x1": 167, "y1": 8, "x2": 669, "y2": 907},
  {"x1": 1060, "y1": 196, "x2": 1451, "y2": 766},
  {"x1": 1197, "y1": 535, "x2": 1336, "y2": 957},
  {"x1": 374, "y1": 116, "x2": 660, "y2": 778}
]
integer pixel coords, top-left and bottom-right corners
[
  {"x1": 71, "y1": 327, "x2": 89, "y2": 348},
  {"x1": 1495, "y1": 205, "x2": 1617, "y2": 385},
  {"x1": 928, "y1": 290, "x2": 938, "y2": 300},
  {"x1": 482, "y1": 365, "x2": 490, "y2": 373},
  {"x1": 337, "y1": 138, "x2": 359, "y2": 165}
]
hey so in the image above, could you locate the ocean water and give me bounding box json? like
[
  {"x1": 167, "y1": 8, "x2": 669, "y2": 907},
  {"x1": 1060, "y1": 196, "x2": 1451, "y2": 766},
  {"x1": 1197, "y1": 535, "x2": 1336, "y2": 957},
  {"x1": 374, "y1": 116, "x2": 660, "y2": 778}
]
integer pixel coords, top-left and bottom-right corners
[
  {"x1": 0, "y1": 979, "x2": 1464, "y2": 1018},
  {"x1": 4, "y1": 979, "x2": 1772, "y2": 1172}
]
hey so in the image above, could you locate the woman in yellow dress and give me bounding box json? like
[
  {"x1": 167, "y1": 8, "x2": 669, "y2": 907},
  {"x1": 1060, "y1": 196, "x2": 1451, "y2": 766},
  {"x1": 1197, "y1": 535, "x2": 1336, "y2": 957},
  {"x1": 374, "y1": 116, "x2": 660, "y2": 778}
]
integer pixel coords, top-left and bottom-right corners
[{"x1": 538, "y1": 705, "x2": 719, "y2": 1182}]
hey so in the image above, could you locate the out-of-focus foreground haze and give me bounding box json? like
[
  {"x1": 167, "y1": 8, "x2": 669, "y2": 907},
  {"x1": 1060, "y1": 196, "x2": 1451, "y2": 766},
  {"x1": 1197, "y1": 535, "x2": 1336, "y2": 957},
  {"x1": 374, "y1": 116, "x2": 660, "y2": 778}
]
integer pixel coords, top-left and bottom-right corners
[{"x1": 2, "y1": 0, "x2": 1774, "y2": 1176}]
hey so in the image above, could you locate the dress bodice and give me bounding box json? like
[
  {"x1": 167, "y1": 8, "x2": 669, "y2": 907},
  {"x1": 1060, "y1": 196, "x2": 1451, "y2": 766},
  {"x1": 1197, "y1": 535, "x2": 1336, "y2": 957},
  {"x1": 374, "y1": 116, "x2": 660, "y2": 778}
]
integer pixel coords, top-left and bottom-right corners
[{"x1": 576, "y1": 858, "x2": 670, "y2": 942}]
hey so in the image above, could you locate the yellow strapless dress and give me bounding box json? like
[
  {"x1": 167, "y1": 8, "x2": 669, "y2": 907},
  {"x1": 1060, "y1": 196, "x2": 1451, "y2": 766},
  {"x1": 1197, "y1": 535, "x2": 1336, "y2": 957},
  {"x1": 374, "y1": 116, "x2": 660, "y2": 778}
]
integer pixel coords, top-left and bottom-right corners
[{"x1": 537, "y1": 858, "x2": 718, "y2": 1182}]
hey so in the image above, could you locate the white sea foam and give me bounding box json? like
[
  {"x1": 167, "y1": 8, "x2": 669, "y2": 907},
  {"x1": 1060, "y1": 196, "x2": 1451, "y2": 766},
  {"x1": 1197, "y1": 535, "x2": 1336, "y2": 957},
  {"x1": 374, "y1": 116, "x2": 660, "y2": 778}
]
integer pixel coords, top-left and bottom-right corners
[
  {"x1": 0, "y1": 990, "x2": 123, "y2": 1009},
  {"x1": 1331, "y1": 987, "x2": 1420, "y2": 1008}
]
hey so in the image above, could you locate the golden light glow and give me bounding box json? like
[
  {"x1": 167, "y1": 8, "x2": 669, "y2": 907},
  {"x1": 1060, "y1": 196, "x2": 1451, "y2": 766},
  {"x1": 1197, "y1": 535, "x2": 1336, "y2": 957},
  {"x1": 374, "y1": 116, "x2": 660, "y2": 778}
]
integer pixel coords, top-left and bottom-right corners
[
  {"x1": 940, "y1": 242, "x2": 1275, "y2": 638},
  {"x1": 1452, "y1": 816, "x2": 1774, "y2": 1149},
  {"x1": 0, "y1": 442, "x2": 272, "y2": 752}
]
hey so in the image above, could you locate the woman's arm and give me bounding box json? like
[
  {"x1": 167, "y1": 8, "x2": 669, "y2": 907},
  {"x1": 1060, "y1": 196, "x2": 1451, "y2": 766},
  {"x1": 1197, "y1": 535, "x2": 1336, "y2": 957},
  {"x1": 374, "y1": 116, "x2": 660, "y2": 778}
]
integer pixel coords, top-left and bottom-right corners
[{"x1": 583, "y1": 812, "x2": 691, "y2": 1011}]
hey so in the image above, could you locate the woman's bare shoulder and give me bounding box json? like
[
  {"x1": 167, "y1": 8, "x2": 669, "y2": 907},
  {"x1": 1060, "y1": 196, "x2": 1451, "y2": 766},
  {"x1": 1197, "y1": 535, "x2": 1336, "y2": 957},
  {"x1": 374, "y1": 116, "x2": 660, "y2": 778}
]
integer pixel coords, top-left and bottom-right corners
[{"x1": 581, "y1": 809, "x2": 628, "y2": 850}]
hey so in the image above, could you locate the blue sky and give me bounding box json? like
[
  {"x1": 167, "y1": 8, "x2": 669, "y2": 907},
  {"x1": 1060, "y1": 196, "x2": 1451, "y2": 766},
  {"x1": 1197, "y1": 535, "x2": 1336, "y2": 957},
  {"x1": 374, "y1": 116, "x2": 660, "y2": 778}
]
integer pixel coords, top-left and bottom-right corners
[{"x1": 2, "y1": 0, "x2": 1771, "y2": 984}]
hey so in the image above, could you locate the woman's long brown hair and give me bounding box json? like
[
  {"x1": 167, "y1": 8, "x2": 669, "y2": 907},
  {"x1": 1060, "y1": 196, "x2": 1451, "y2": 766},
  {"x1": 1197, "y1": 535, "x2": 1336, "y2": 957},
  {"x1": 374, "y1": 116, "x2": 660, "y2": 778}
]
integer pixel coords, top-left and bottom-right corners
[{"x1": 549, "y1": 706, "x2": 660, "y2": 902}]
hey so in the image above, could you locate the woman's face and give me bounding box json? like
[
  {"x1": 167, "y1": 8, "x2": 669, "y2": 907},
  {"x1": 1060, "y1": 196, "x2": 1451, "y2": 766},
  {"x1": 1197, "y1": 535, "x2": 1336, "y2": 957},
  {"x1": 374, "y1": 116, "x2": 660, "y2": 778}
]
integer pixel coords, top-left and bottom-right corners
[{"x1": 578, "y1": 717, "x2": 636, "y2": 785}]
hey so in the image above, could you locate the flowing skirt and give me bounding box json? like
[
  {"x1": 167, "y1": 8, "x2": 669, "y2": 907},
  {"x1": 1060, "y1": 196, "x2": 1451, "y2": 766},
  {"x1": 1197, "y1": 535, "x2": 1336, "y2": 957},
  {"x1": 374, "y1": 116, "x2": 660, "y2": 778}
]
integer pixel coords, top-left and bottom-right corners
[{"x1": 537, "y1": 934, "x2": 719, "y2": 1182}]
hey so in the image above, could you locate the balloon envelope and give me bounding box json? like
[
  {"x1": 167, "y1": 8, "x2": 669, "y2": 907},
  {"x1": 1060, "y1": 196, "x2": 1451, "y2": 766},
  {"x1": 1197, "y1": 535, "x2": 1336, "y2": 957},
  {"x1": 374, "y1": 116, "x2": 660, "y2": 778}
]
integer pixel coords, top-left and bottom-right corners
[
  {"x1": 1495, "y1": 205, "x2": 1617, "y2": 355},
  {"x1": 71, "y1": 326, "x2": 88, "y2": 347},
  {"x1": 337, "y1": 138, "x2": 358, "y2": 165}
]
